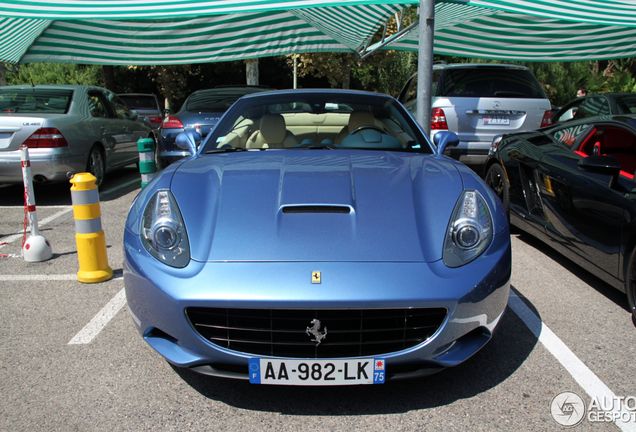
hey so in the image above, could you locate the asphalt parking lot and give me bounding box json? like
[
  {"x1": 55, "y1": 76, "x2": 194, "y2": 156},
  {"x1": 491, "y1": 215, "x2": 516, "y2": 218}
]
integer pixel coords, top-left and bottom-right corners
[{"x1": 0, "y1": 166, "x2": 634, "y2": 431}]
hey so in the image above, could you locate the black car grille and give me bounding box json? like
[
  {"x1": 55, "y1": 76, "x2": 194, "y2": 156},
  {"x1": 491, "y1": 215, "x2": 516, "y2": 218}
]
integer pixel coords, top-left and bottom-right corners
[{"x1": 186, "y1": 307, "x2": 448, "y2": 358}]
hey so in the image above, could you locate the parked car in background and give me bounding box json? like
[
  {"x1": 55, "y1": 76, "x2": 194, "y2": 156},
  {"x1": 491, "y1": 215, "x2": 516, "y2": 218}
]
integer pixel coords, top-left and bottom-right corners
[
  {"x1": 124, "y1": 89, "x2": 511, "y2": 384},
  {"x1": 0, "y1": 85, "x2": 154, "y2": 187},
  {"x1": 157, "y1": 85, "x2": 269, "y2": 168},
  {"x1": 398, "y1": 63, "x2": 552, "y2": 172},
  {"x1": 483, "y1": 114, "x2": 636, "y2": 322},
  {"x1": 117, "y1": 93, "x2": 163, "y2": 130},
  {"x1": 552, "y1": 93, "x2": 636, "y2": 124}
]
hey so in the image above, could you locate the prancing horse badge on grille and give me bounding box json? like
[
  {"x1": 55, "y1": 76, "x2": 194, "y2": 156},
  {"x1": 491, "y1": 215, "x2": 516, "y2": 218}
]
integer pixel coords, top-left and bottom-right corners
[{"x1": 306, "y1": 318, "x2": 327, "y2": 345}]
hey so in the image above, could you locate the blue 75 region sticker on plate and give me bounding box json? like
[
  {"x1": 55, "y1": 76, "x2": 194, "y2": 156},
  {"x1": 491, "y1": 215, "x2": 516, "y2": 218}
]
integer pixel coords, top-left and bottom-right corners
[{"x1": 249, "y1": 358, "x2": 386, "y2": 385}]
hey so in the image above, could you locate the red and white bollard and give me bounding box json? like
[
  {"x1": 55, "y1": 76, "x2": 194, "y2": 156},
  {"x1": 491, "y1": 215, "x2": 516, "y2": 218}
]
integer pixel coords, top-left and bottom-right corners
[{"x1": 20, "y1": 144, "x2": 52, "y2": 262}]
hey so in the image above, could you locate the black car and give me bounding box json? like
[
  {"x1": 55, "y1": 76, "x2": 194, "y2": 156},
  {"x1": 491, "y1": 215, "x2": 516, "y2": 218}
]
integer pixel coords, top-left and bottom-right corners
[
  {"x1": 552, "y1": 93, "x2": 636, "y2": 124},
  {"x1": 483, "y1": 114, "x2": 636, "y2": 322}
]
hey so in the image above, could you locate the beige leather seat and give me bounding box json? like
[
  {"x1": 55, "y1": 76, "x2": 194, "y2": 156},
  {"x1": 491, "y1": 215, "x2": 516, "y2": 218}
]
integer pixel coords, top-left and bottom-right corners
[
  {"x1": 247, "y1": 113, "x2": 298, "y2": 148},
  {"x1": 335, "y1": 110, "x2": 376, "y2": 144}
]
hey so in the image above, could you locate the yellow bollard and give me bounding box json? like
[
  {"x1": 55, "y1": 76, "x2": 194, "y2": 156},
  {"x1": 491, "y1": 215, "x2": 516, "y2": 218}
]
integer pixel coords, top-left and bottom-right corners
[{"x1": 70, "y1": 173, "x2": 113, "y2": 283}]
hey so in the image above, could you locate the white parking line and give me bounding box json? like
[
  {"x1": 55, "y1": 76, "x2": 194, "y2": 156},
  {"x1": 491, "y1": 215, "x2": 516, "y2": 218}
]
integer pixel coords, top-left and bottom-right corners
[
  {"x1": 100, "y1": 178, "x2": 139, "y2": 196},
  {"x1": 68, "y1": 288, "x2": 127, "y2": 345},
  {"x1": 0, "y1": 207, "x2": 73, "y2": 249},
  {"x1": 0, "y1": 273, "x2": 123, "y2": 281},
  {"x1": 0, "y1": 178, "x2": 139, "y2": 250},
  {"x1": 509, "y1": 290, "x2": 635, "y2": 432}
]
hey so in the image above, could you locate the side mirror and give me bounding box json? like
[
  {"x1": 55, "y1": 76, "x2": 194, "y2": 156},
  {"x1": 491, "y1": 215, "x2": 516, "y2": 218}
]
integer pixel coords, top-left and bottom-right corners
[
  {"x1": 130, "y1": 109, "x2": 139, "y2": 120},
  {"x1": 578, "y1": 155, "x2": 622, "y2": 188},
  {"x1": 434, "y1": 131, "x2": 459, "y2": 156},
  {"x1": 175, "y1": 131, "x2": 201, "y2": 156}
]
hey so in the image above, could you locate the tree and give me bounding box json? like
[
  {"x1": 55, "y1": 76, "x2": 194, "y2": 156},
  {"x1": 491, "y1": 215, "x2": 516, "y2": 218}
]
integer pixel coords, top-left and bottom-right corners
[
  {"x1": 5, "y1": 63, "x2": 101, "y2": 86},
  {"x1": 287, "y1": 52, "x2": 355, "y2": 89},
  {"x1": 245, "y1": 58, "x2": 259, "y2": 85},
  {"x1": 102, "y1": 65, "x2": 116, "y2": 92},
  {"x1": 151, "y1": 65, "x2": 192, "y2": 112}
]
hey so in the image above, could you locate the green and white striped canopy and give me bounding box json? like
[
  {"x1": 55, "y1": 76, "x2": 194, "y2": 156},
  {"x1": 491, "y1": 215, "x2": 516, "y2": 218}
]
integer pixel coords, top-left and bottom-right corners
[{"x1": 1, "y1": 0, "x2": 636, "y2": 65}]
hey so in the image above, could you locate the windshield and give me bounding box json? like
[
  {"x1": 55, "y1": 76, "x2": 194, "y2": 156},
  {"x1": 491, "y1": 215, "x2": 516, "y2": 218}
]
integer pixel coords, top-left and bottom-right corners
[
  {"x1": 0, "y1": 88, "x2": 73, "y2": 114},
  {"x1": 201, "y1": 92, "x2": 432, "y2": 153}
]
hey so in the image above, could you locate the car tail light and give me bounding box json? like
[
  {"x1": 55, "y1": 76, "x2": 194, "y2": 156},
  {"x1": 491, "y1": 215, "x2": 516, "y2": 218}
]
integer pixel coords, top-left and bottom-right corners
[
  {"x1": 431, "y1": 108, "x2": 448, "y2": 130},
  {"x1": 149, "y1": 116, "x2": 163, "y2": 124},
  {"x1": 540, "y1": 110, "x2": 553, "y2": 128},
  {"x1": 23, "y1": 128, "x2": 68, "y2": 148},
  {"x1": 161, "y1": 116, "x2": 184, "y2": 129}
]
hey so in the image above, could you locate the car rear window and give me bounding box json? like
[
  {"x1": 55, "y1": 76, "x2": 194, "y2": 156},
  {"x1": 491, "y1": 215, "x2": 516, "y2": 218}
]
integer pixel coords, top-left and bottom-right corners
[
  {"x1": 439, "y1": 67, "x2": 547, "y2": 99},
  {"x1": 0, "y1": 88, "x2": 73, "y2": 114},
  {"x1": 118, "y1": 95, "x2": 159, "y2": 110}
]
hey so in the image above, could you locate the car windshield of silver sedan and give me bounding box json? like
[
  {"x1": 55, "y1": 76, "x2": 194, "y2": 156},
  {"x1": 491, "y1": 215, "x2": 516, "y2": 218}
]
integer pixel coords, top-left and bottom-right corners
[
  {"x1": 201, "y1": 93, "x2": 430, "y2": 153},
  {"x1": 0, "y1": 88, "x2": 72, "y2": 114}
]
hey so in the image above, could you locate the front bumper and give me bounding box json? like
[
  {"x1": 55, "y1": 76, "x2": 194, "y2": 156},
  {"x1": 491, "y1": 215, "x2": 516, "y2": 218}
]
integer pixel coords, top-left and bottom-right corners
[{"x1": 124, "y1": 229, "x2": 511, "y2": 381}]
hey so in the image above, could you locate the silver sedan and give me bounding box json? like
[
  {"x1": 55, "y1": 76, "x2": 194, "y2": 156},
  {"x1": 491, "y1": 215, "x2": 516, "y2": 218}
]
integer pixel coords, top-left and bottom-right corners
[{"x1": 0, "y1": 85, "x2": 155, "y2": 187}]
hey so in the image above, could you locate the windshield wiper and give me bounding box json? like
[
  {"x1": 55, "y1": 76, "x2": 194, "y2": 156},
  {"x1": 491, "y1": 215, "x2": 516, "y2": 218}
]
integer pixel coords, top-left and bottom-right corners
[
  {"x1": 493, "y1": 91, "x2": 527, "y2": 97},
  {"x1": 295, "y1": 144, "x2": 336, "y2": 150}
]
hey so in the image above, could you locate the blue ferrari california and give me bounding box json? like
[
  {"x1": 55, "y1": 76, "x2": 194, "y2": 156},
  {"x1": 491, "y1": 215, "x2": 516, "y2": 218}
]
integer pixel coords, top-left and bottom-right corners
[{"x1": 124, "y1": 89, "x2": 511, "y2": 385}]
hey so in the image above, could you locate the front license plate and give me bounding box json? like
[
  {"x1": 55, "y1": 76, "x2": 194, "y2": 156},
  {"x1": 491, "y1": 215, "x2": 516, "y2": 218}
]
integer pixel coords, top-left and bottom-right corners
[
  {"x1": 249, "y1": 358, "x2": 386, "y2": 386},
  {"x1": 484, "y1": 116, "x2": 510, "y2": 125}
]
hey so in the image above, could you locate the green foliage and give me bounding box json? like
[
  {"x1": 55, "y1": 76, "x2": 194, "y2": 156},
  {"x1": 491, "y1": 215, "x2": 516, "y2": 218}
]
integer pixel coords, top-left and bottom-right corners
[
  {"x1": 522, "y1": 61, "x2": 593, "y2": 107},
  {"x1": 6, "y1": 63, "x2": 102, "y2": 86},
  {"x1": 600, "y1": 69, "x2": 636, "y2": 93},
  {"x1": 354, "y1": 51, "x2": 417, "y2": 97}
]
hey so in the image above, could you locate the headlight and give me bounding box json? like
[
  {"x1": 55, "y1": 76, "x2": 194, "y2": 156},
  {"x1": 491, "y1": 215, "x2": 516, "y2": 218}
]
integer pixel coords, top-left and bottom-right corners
[
  {"x1": 443, "y1": 190, "x2": 493, "y2": 268},
  {"x1": 141, "y1": 190, "x2": 190, "y2": 268}
]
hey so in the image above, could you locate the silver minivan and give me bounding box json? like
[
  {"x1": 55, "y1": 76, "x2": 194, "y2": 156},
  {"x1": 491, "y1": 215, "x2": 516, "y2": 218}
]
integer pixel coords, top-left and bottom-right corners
[{"x1": 398, "y1": 63, "x2": 552, "y2": 170}]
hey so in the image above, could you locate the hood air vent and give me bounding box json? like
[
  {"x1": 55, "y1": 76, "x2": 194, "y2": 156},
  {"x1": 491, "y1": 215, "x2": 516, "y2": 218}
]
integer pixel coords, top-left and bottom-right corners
[{"x1": 282, "y1": 205, "x2": 350, "y2": 214}]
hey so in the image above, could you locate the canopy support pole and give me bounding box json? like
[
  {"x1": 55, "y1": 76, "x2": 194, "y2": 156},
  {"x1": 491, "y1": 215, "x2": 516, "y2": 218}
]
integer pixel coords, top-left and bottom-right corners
[{"x1": 417, "y1": 0, "x2": 435, "y2": 136}]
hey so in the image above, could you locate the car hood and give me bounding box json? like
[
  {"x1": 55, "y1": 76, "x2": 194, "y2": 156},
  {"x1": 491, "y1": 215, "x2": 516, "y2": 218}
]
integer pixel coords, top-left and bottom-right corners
[{"x1": 168, "y1": 151, "x2": 465, "y2": 263}]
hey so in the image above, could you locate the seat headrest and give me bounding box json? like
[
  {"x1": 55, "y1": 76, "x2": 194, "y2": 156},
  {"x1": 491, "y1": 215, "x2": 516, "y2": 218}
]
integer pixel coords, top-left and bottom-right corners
[
  {"x1": 348, "y1": 110, "x2": 375, "y2": 131},
  {"x1": 260, "y1": 113, "x2": 286, "y2": 143}
]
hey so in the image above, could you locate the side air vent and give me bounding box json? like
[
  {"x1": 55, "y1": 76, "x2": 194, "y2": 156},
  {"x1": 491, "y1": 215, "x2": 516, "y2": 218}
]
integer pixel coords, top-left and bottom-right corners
[{"x1": 282, "y1": 206, "x2": 350, "y2": 214}]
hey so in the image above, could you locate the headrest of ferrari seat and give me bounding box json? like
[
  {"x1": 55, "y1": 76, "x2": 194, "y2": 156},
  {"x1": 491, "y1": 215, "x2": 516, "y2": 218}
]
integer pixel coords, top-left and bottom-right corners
[
  {"x1": 260, "y1": 113, "x2": 287, "y2": 143},
  {"x1": 348, "y1": 110, "x2": 375, "y2": 131}
]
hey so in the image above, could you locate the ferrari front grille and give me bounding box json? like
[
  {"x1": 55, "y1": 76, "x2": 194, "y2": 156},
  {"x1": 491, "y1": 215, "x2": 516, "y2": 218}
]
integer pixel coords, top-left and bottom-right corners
[{"x1": 186, "y1": 307, "x2": 448, "y2": 358}]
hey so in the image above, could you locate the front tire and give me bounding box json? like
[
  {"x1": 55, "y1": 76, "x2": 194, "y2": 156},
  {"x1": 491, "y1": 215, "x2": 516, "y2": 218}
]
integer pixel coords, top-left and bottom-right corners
[
  {"x1": 86, "y1": 145, "x2": 106, "y2": 187},
  {"x1": 485, "y1": 163, "x2": 510, "y2": 219}
]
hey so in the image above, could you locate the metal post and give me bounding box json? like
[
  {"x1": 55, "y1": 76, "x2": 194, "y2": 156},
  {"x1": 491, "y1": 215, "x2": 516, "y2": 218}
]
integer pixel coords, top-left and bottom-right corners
[
  {"x1": 20, "y1": 144, "x2": 52, "y2": 262},
  {"x1": 417, "y1": 0, "x2": 435, "y2": 136},
  {"x1": 293, "y1": 55, "x2": 298, "y2": 89}
]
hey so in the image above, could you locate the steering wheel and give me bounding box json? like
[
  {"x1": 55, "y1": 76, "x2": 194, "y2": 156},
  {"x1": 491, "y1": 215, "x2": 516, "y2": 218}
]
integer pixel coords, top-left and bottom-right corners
[{"x1": 348, "y1": 125, "x2": 387, "y2": 135}]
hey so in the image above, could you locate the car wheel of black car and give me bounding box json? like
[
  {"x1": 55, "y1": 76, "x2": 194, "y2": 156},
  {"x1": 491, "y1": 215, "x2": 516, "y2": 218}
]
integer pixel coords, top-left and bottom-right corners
[
  {"x1": 485, "y1": 163, "x2": 510, "y2": 218},
  {"x1": 626, "y1": 247, "x2": 636, "y2": 324},
  {"x1": 87, "y1": 145, "x2": 106, "y2": 187}
]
